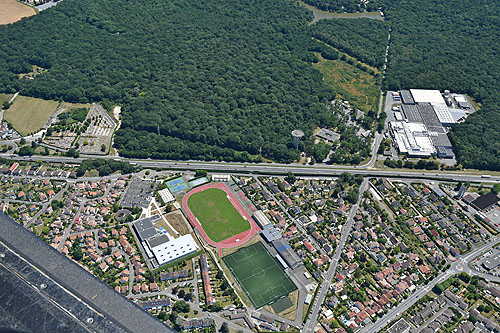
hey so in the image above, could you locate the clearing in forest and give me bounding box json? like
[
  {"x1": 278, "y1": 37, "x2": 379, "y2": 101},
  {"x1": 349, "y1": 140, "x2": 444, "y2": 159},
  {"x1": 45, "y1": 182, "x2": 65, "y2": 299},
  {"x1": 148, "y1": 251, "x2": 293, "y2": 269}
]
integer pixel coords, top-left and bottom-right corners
[
  {"x1": 313, "y1": 53, "x2": 380, "y2": 112},
  {"x1": 3, "y1": 96, "x2": 59, "y2": 136}
]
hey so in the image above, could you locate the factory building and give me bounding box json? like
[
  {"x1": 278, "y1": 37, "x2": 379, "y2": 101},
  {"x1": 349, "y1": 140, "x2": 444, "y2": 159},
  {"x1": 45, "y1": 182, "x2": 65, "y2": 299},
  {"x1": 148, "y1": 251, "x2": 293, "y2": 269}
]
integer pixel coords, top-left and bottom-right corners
[
  {"x1": 389, "y1": 122, "x2": 435, "y2": 157},
  {"x1": 391, "y1": 89, "x2": 472, "y2": 159}
]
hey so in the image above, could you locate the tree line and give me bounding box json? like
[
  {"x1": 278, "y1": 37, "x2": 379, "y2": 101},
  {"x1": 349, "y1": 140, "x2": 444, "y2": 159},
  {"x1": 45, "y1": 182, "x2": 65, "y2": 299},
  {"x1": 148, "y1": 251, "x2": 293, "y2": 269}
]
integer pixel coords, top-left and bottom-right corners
[{"x1": 310, "y1": 18, "x2": 389, "y2": 69}]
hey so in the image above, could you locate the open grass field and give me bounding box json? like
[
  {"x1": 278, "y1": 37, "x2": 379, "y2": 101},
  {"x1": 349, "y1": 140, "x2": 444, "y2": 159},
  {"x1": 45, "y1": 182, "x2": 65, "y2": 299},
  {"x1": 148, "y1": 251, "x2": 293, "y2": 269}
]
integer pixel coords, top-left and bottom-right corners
[
  {"x1": 222, "y1": 242, "x2": 296, "y2": 308},
  {"x1": 313, "y1": 53, "x2": 380, "y2": 112},
  {"x1": 3, "y1": 96, "x2": 59, "y2": 136},
  {"x1": 0, "y1": 0, "x2": 36, "y2": 25},
  {"x1": 0, "y1": 93, "x2": 13, "y2": 105},
  {"x1": 187, "y1": 187, "x2": 250, "y2": 242}
]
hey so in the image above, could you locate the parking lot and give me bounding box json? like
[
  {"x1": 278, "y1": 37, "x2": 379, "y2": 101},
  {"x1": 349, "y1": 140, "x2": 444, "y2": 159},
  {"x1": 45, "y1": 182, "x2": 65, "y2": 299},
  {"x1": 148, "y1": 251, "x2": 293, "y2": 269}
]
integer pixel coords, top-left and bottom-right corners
[{"x1": 120, "y1": 178, "x2": 155, "y2": 208}]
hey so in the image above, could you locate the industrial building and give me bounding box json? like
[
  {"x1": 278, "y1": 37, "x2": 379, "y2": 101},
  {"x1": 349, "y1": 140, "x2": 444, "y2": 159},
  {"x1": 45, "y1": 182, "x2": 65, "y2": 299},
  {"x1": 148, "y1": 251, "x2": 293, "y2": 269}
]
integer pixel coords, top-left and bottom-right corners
[
  {"x1": 389, "y1": 122, "x2": 435, "y2": 157},
  {"x1": 471, "y1": 192, "x2": 499, "y2": 212},
  {"x1": 390, "y1": 89, "x2": 472, "y2": 159}
]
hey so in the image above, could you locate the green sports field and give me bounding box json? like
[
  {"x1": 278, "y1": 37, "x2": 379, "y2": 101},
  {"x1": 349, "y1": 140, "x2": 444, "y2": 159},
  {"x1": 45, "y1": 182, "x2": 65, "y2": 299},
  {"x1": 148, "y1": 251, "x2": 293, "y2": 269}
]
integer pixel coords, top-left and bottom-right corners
[
  {"x1": 222, "y1": 242, "x2": 297, "y2": 308},
  {"x1": 187, "y1": 187, "x2": 250, "y2": 242}
]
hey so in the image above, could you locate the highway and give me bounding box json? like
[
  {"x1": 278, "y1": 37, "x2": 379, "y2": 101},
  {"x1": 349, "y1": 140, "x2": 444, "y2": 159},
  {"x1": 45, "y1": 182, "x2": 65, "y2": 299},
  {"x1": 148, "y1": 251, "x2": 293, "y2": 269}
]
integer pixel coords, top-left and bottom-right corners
[
  {"x1": 362, "y1": 235, "x2": 500, "y2": 332},
  {"x1": 303, "y1": 179, "x2": 369, "y2": 333},
  {"x1": 2, "y1": 153, "x2": 500, "y2": 183}
]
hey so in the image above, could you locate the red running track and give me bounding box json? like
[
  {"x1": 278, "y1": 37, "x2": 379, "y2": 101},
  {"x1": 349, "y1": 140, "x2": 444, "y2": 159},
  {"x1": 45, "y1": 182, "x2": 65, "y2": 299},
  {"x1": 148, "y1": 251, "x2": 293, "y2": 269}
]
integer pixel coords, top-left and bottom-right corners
[{"x1": 182, "y1": 183, "x2": 260, "y2": 255}]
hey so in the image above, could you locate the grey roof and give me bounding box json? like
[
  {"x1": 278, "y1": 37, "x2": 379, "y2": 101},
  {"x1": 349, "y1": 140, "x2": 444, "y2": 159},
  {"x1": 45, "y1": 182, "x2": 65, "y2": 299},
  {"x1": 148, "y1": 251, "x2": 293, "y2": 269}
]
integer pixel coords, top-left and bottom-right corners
[
  {"x1": 401, "y1": 90, "x2": 415, "y2": 104},
  {"x1": 418, "y1": 103, "x2": 441, "y2": 128},
  {"x1": 133, "y1": 215, "x2": 160, "y2": 241},
  {"x1": 472, "y1": 192, "x2": 499, "y2": 211},
  {"x1": 147, "y1": 234, "x2": 170, "y2": 248},
  {"x1": 0, "y1": 212, "x2": 175, "y2": 333},
  {"x1": 402, "y1": 104, "x2": 423, "y2": 122},
  {"x1": 431, "y1": 133, "x2": 453, "y2": 148},
  {"x1": 316, "y1": 128, "x2": 340, "y2": 142}
]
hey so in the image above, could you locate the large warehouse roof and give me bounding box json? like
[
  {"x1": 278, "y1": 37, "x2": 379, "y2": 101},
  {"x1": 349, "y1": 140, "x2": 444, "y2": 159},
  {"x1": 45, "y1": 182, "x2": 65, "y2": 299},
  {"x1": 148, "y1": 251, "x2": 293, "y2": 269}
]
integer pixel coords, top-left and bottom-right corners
[
  {"x1": 410, "y1": 89, "x2": 446, "y2": 105},
  {"x1": 390, "y1": 122, "x2": 435, "y2": 157},
  {"x1": 432, "y1": 103, "x2": 455, "y2": 125}
]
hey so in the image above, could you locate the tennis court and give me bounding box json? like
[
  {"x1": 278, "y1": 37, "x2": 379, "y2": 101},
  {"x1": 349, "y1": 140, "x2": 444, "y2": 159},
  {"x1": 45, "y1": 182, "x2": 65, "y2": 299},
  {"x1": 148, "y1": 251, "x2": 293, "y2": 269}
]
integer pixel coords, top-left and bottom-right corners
[
  {"x1": 166, "y1": 177, "x2": 188, "y2": 193},
  {"x1": 188, "y1": 177, "x2": 209, "y2": 187},
  {"x1": 222, "y1": 242, "x2": 296, "y2": 308}
]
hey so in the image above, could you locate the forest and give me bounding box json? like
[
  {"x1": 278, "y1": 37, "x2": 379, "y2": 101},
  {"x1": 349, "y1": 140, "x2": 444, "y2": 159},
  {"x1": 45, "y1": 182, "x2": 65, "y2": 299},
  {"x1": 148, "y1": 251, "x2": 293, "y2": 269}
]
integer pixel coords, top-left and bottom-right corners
[
  {"x1": 382, "y1": 0, "x2": 500, "y2": 170},
  {"x1": 310, "y1": 19, "x2": 389, "y2": 69},
  {"x1": 302, "y1": 0, "x2": 381, "y2": 13},
  {"x1": 0, "y1": 0, "x2": 336, "y2": 163}
]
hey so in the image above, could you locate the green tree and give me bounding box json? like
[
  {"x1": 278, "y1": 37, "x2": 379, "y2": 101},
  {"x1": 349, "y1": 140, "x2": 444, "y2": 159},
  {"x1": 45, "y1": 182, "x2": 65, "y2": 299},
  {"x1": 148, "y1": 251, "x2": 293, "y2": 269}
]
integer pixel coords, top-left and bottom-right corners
[
  {"x1": 492, "y1": 183, "x2": 500, "y2": 195},
  {"x1": 173, "y1": 300, "x2": 190, "y2": 313},
  {"x1": 219, "y1": 322, "x2": 229, "y2": 333},
  {"x1": 285, "y1": 171, "x2": 296, "y2": 184}
]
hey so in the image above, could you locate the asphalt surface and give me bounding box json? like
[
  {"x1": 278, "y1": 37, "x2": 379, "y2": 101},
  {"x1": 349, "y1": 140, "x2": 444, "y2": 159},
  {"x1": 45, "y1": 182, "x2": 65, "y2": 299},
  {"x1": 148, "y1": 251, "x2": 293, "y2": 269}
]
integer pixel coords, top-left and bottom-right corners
[
  {"x1": 2, "y1": 153, "x2": 499, "y2": 183},
  {"x1": 303, "y1": 179, "x2": 369, "y2": 333}
]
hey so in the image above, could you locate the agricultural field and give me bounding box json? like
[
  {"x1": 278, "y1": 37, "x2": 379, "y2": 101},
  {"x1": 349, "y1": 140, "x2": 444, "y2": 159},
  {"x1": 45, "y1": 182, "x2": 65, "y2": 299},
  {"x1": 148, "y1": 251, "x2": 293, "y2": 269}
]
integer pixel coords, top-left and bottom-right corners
[
  {"x1": 222, "y1": 242, "x2": 296, "y2": 308},
  {"x1": 3, "y1": 96, "x2": 59, "y2": 136},
  {"x1": 187, "y1": 187, "x2": 250, "y2": 242},
  {"x1": 0, "y1": 0, "x2": 36, "y2": 25},
  {"x1": 313, "y1": 54, "x2": 380, "y2": 112}
]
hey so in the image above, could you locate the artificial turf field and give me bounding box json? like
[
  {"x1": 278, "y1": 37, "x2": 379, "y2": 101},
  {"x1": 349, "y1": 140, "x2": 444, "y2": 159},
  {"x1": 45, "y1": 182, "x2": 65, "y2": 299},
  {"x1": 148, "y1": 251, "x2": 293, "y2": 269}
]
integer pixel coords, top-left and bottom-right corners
[
  {"x1": 187, "y1": 187, "x2": 250, "y2": 242},
  {"x1": 222, "y1": 242, "x2": 297, "y2": 308}
]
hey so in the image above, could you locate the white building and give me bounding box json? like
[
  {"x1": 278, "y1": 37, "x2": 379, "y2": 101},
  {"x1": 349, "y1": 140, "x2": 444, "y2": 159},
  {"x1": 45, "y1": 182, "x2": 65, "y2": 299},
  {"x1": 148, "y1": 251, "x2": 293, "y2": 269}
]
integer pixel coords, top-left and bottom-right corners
[
  {"x1": 212, "y1": 174, "x2": 231, "y2": 182},
  {"x1": 390, "y1": 121, "x2": 435, "y2": 157},
  {"x1": 158, "y1": 188, "x2": 175, "y2": 204},
  {"x1": 410, "y1": 89, "x2": 446, "y2": 105},
  {"x1": 147, "y1": 234, "x2": 199, "y2": 267}
]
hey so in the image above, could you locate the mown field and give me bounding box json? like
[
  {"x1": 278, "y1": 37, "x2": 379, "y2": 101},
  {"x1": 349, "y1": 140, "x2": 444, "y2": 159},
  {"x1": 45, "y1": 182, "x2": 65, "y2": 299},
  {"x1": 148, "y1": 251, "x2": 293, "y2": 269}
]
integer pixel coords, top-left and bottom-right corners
[
  {"x1": 187, "y1": 188, "x2": 250, "y2": 243},
  {"x1": 0, "y1": 0, "x2": 36, "y2": 25},
  {"x1": 3, "y1": 96, "x2": 59, "y2": 136},
  {"x1": 313, "y1": 54, "x2": 380, "y2": 112}
]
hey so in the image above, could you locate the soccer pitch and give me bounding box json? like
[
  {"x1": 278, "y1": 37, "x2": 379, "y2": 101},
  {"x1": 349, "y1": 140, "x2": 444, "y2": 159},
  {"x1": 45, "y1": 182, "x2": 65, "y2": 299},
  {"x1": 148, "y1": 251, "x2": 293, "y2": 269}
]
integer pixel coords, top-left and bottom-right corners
[
  {"x1": 222, "y1": 242, "x2": 297, "y2": 308},
  {"x1": 187, "y1": 187, "x2": 250, "y2": 242}
]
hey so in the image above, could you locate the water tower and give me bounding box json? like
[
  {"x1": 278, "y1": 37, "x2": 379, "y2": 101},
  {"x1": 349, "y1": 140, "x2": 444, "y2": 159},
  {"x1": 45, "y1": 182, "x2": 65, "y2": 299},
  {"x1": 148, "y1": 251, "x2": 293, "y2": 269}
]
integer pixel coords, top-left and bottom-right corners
[{"x1": 291, "y1": 130, "x2": 304, "y2": 150}]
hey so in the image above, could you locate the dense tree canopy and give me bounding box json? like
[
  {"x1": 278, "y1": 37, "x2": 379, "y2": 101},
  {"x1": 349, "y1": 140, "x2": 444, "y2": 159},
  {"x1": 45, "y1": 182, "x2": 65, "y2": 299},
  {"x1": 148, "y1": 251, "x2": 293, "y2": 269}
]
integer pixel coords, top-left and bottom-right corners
[
  {"x1": 0, "y1": 0, "x2": 336, "y2": 163},
  {"x1": 382, "y1": 0, "x2": 500, "y2": 170},
  {"x1": 302, "y1": 0, "x2": 381, "y2": 13},
  {"x1": 310, "y1": 18, "x2": 389, "y2": 69}
]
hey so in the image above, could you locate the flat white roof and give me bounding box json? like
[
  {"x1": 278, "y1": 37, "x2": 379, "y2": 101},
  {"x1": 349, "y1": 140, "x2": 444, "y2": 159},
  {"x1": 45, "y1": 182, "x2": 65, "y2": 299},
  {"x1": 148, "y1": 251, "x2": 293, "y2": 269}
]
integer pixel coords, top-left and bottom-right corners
[
  {"x1": 158, "y1": 188, "x2": 174, "y2": 204},
  {"x1": 454, "y1": 94, "x2": 467, "y2": 103},
  {"x1": 432, "y1": 103, "x2": 455, "y2": 124},
  {"x1": 410, "y1": 89, "x2": 446, "y2": 105},
  {"x1": 148, "y1": 234, "x2": 199, "y2": 266},
  {"x1": 390, "y1": 121, "x2": 435, "y2": 156}
]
